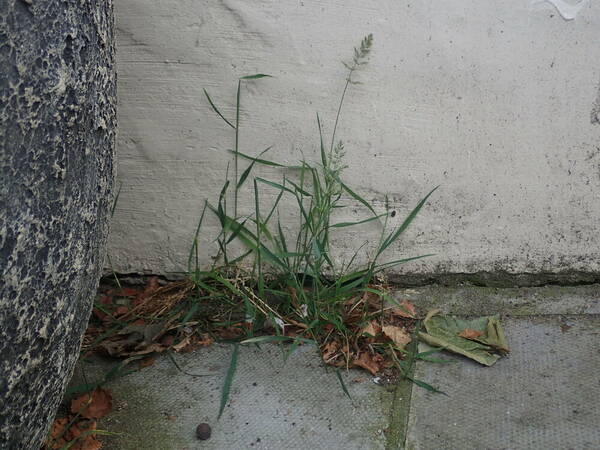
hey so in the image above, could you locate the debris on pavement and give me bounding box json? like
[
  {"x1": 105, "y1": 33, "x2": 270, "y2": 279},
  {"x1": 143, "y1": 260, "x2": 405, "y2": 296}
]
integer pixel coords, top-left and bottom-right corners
[
  {"x1": 418, "y1": 309, "x2": 509, "y2": 366},
  {"x1": 196, "y1": 423, "x2": 212, "y2": 440}
]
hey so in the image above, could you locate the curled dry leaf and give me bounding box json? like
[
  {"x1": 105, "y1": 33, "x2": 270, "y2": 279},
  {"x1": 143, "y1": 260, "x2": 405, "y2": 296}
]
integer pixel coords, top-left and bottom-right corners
[
  {"x1": 70, "y1": 388, "x2": 113, "y2": 419},
  {"x1": 117, "y1": 287, "x2": 140, "y2": 297},
  {"x1": 72, "y1": 435, "x2": 102, "y2": 450},
  {"x1": 139, "y1": 356, "x2": 156, "y2": 368},
  {"x1": 48, "y1": 417, "x2": 69, "y2": 448},
  {"x1": 360, "y1": 321, "x2": 382, "y2": 337},
  {"x1": 390, "y1": 300, "x2": 417, "y2": 318},
  {"x1": 458, "y1": 328, "x2": 484, "y2": 339},
  {"x1": 69, "y1": 420, "x2": 102, "y2": 450},
  {"x1": 321, "y1": 340, "x2": 340, "y2": 363},
  {"x1": 352, "y1": 352, "x2": 382, "y2": 375},
  {"x1": 172, "y1": 336, "x2": 192, "y2": 353},
  {"x1": 382, "y1": 325, "x2": 412, "y2": 350}
]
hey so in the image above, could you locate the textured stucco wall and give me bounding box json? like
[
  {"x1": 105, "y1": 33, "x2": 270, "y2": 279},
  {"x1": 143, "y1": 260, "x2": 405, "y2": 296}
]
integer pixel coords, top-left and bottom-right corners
[
  {"x1": 0, "y1": 0, "x2": 115, "y2": 447},
  {"x1": 110, "y1": 0, "x2": 600, "y2": 276}
]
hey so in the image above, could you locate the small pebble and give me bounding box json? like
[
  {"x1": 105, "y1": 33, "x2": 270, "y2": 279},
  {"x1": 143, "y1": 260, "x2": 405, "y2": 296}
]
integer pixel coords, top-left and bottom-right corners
[{"x1": 196, "y1": 423, "x2": 211, "y2": 440}]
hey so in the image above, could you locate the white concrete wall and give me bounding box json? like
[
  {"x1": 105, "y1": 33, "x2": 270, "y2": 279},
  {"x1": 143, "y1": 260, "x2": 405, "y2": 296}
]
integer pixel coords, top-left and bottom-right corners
[{"x1": 109, "y1": 0, "x2": 600, "y2": 276}]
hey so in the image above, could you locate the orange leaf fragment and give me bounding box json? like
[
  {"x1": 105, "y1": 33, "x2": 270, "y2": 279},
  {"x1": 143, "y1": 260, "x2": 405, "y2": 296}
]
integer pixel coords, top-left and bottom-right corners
[
  {"x1": 72, "y1": 435, "x2": 102, "y2": 450},
  {"x1": 70, "y1": 388, "x2": 113, "y2": 419},
  {"x1": 458, "y1": 328, "x2": 484, "y2": 339},
  {"x1": 352, "y1": 352, "x2": 381, "y2": 375},
  {"x1": 139, "y1": 356, "x2": 156, "y2": 368},
  {"x1": 390, "y1": 300, "x2": 417, "y2": 318},
  {"x1": 382, "y1": 325, "x2": 412, "y2": 350},
  {"x1": 360, "y1": 321, "x2": 382, "y2": 337},
  {"x1": 47, "y1": 417, "x2": 69, "y2": 448},
  {"x1": 114, "y1": 306, "x2": 129, "y2": 316},
  {"x1": 321, "y1": 340, "x2": 340, "y2": 363}
]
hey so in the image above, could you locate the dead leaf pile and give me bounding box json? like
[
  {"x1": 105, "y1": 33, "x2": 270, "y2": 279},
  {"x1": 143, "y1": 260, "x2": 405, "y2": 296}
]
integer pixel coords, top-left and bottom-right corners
[
  {"x1": 317, "y1": 291, "x2": 418, "y2": 376},
  {"x1": 44, "y1": 388, "x2": 113, "y2": 450},
  {"x1": 83, "y1": 278, "x2": 220, "y2": 362}
]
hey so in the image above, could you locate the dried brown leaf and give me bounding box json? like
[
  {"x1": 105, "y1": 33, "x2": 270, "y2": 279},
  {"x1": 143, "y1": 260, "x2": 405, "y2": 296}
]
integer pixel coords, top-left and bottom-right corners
[
  {"x1": 360, "y1": 321, "x2": 382, "y2": 337},
  {"x1": 139, "y1": 356, "x2": 156, "y2": 368},
  {"x1": 390, "y1": 300, "x2": 417, "y2": 318},
  {"x1": 172, "y1": 336, "x2": 192, "y2": 353},
  {"x1": 352, "y1": 352, "x2": 381, "y2": 375},
  {"x1": 321, "y1": 340, "x2": 340, "y2": 363},
  {"x1": 382, "y1": 325, "x2": 412, "y2": 350},
  {"x1": 70, "y1": 388, "x2": 113, "y2": 419}
]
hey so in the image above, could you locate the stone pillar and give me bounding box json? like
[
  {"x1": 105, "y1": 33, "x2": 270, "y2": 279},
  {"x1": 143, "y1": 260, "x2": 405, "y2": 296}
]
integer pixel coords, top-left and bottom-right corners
[{"x1": 0, "y1": 0, "x2": 116, "y2": 447}]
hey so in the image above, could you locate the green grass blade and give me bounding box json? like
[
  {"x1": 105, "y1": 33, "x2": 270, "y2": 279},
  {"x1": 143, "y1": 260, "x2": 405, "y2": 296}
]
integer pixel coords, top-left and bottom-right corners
[
  {"x1": 218, "y1": 344, "x2": 239, "y2": 419},
  {"x1": 330, "y1": 212, "x2": 388, "y2": 228},
  {"x1": 234, "y1": 80, "x2": 241, "y2": 217},
  {"x1": 203, "y1": 89, "x2": 235, "y2": 129},
  {"x1": 228, "y1": 149, "x2": 285, "y2": 167},
  {"x1": 237, "y1": 147, "x2": 273, "y2": 189},
  {"x1": 338, "y1": 178, "x2": 377, "y2": 216},
  {"x1": 373, "y1": 254, "x2": 434, "y2": 272},
  {"x1": 187, "y1": 200, "x2": 208, "y2": 274},
  {"x1": 240, "y1": 74, "x2": 272, "y2": 79},
  {"x1": 111, "y1": 182, "x2": 122, "y2": 217},
  {"x1": 405, "y1": 375, "x2": 447, "y2": 395},
  {"x1": 377, "y1": 186, "x2": 439, "y2": 257},
  {"x1": 241, "y1": 336, "x2": 314, "y2": 344},
  {"x1": 208, "y1": 203, "x2": 288, "y2": 270},
  {"x1": 316, "y1": 113, "x2": 327, "y2": 166},
  {"x1": 283, "y1": 338, "x2": 302, "y2": 361},
  {"x1": 335, "y1": 369, "x2": 353, "y2": 401},
  {"x1": 228, "y1": 249, "x2": 253, "y2": 265},
  {"x1": 285, "y1": 177, "x2": 312, "y2": 197},
  {"x1": 256, "y1": 177, "x2": 296, "y2": 195}
]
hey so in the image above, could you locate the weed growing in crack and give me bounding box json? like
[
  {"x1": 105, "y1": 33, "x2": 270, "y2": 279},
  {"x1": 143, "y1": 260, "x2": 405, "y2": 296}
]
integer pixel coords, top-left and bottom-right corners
[{"x1": 190, "y1": 34, "x2": 441, "y2": 404}]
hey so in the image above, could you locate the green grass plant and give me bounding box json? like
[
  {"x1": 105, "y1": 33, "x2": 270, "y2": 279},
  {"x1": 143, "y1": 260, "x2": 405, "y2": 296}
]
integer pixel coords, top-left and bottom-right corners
[{"x1": 189, "y1": 34, "x2": 440, "y2": 413}]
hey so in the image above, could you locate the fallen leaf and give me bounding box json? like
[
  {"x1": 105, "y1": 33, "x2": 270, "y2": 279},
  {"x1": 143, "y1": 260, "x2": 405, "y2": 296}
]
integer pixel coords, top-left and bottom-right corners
[
  {"x1": 47, "y1": 417, "x2": 69, "y2": 448},
  {"x1": 390, "y1": 300, "x2": 417, "y2": 318},
  {"x1": 70, "y1": 388, "x2": 113, "y2": 419},
  {"x1": 352, "y1": 352, "x2": 381, "y2": 375},
  {"x1": 161, "y1": 334, "x2": 175, "y2": 346},
  {"x1": 172, "y1": 336, "x2": 192, "y2": 353},
  {"x1": 139, "y1": 356, "x2": 156, "y2": 368},
  {"x1": 458, "y1": 328, "x2": 484, "y2": 339},
  {"x1": 197, "y1": 334, "x2": 214, "y2": 347},
  {"x1": 360, "y1": 321, "x2": 382, "y2": 337},
  {"x1": 114, "y1": 306, "x2": 129, "y2": 316},
  {"x1": 321, "y1": 340, "x2": 340, "y2": 363},
  {"x1": 68, "y1": 419, "x2": 97, "y2": 439},
  {"x1": 144, "y1": 276, "x2": 160, "y2": 295},
  {"x1": 382, "y1": 325, "x2": 412, "y2": 350},
  {"x1": 92, "y1": 308, "x2": 108, "y2": 321},
  {"x1": 125, "y1": 343, "x2": 167, "y2": 357},
  {"x1": 352, "y1": 377, "x2": 367, "y2": 383},
  {"x1": 99, "y1": 295, "x2": 113, "y2": 307},
  {"x1": 117, "y1": 287, "x2": 139, "y2": 297},
  {"x1": 72, "y1": 435, "x2": 102, "y2": 450},
  {"x1": 419, "y1": 310, "x2": 509, "y2": 366},
  {"x1": 560, "y1": 323, "x2": 572, "y2": 333}
]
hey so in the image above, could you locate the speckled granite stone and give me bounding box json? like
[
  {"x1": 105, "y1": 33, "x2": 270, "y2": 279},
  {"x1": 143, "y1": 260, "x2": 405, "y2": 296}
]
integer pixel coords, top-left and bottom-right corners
[{"x1": 0, "y1": 1, "x2": 116, "y2": 447}]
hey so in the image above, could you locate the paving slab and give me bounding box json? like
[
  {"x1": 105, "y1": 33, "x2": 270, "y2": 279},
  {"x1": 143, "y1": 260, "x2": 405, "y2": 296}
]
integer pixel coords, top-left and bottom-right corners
[
  {"x1": 394, "y1": 284, "x2": 600, "y2": 316},
  {"x1": 70, "y1": 343, "x2": 397, "y2": 449},
  {"x1": 405, "y1": 315, "x2": 600, "y2": 450}
]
